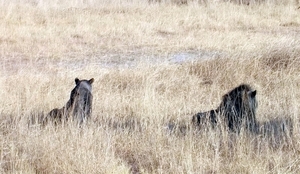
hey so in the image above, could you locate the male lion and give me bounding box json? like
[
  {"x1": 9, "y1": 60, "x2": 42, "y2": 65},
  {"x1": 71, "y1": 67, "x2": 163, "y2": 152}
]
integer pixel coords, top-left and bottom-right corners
[
  {"x1": 43, "y1": 78, "x2": 94, "y2": 125},
  {"x1": 192, "y1": 84, "x2": 258, "y2": 133}
]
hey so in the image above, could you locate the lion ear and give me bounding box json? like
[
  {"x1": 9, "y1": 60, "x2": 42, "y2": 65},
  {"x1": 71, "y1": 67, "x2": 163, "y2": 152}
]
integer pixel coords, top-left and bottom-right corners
[
  {"x1": 248, "y1": 90, "x2": 256, "y2": 98},
  {"x1": 75, "y1": 78, "x2": 80, "y2": 85},
  {"x1": 89, "y1": 78, "x2": 94, "y2": 84}
]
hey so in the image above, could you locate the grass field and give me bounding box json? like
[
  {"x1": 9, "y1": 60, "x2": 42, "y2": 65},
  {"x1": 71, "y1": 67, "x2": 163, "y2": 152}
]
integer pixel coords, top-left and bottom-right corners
[{"x1": 0, "y1": 0, "x2": 300, "y2": 173}]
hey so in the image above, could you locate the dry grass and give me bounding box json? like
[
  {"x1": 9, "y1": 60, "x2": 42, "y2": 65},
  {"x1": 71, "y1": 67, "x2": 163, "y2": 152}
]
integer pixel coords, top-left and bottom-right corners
[{"x1": 0, "y1": 1, "x2": 300, "y2": 173}]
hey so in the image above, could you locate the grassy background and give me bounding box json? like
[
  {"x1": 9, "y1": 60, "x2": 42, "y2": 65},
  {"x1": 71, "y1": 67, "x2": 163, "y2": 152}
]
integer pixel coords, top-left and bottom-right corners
[{"x1": 0, "y1": 1, "x2": 300, "y2": 173}]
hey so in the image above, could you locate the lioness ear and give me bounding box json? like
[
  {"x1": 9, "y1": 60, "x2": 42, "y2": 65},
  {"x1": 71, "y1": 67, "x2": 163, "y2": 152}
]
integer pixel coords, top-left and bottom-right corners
[
  {"x1": 75, "y1": 78, "x2": 80, "y2": 85},
  {"x1": 89, "y1": 78, "x2": 94, "y2": 84}
]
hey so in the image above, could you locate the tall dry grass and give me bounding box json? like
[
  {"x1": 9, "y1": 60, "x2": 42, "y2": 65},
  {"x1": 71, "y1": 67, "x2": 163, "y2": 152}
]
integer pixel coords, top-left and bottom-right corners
[{"x1": 0, "y1": 1, "x2": 300, "y2": 173}]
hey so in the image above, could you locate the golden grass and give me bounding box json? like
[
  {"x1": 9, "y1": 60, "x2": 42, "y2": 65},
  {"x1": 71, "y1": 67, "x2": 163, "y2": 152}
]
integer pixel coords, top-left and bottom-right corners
[{"x1": 0, "y1": 1, "x2": 300, "y2": 173}]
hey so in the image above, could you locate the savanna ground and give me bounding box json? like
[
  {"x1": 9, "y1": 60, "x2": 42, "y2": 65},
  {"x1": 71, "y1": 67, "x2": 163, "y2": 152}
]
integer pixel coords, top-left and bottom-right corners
[{"x1": 0, "y1": 0, "x2": 300, "y2": 173}]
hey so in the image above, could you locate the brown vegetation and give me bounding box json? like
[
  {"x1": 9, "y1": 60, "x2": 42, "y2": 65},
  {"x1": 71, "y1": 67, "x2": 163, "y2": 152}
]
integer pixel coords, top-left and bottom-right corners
[{"x1": 0, "y1": 1, "x2": 300, "y2": 173}]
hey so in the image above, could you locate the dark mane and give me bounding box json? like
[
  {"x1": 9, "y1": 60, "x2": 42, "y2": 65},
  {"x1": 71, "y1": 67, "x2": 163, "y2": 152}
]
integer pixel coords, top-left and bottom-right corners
[
  {"x1": 221, "y1": 84, "x2": 253, "y2": 101},
  {"x1": 219, "y1": 84, "x2": 257, "y2": 133},
  {"x1": 192, "y1": 84, "x2": 258, "y2": 133}
]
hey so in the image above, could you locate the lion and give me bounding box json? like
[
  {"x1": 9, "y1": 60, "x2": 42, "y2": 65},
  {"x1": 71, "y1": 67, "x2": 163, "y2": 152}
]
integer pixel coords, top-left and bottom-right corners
[
  {"x1": 192, "y1": 84, "x2": 258, "y2": 133},
  {"x1": 43, "y1": 78, "x2": 94, "y2": 125}
]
